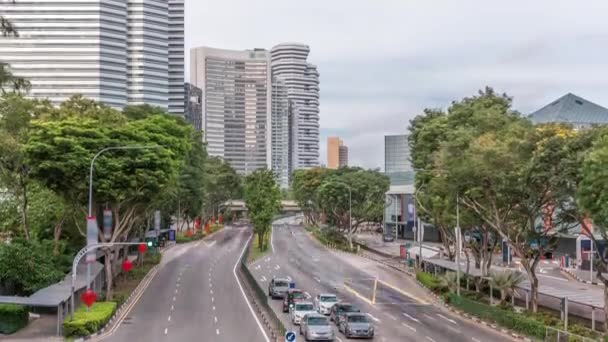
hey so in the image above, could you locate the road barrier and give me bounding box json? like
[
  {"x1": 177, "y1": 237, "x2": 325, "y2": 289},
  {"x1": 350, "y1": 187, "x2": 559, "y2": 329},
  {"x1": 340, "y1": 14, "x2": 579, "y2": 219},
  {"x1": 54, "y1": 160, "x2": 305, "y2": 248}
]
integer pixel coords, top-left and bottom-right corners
[{"x1": 239, "y1": 242, "x2": 286, "y2": 338}]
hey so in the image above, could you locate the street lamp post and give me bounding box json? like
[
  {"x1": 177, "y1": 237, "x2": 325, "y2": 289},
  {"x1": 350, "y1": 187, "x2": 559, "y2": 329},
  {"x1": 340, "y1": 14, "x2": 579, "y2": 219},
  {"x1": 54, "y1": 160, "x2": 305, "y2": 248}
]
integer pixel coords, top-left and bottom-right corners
[{"x1": 86, "y1": 145, "x2": 160, "y2": 293}]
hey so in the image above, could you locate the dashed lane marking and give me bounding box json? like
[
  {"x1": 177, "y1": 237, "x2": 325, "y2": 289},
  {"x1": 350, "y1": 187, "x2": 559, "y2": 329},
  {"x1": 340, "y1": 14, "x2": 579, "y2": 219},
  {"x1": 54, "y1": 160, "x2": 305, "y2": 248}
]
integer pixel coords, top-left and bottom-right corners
[
  {"x1": 472, "y1": 338, "x2": 481, "y2": 342},
  {"x1": 313, "y1": 276, "x2": 321, "y2": 283},
  {"x1": 423, "y1": 313, "x2": 436, "y2": 321},
  {"x1": 216, "y1": 329, "x2": 220, "y2": 335},
  {"x1": 366, "y1": 313, "x2": 381, "y2": 322},
  {"x1": 385, "y1": 313, "x2": 397, "y2": 321},
  {"x1": 213, "y1": 306, "x2": 215, "y2": 310},
  {"x1": 402, "y1": 312, "x2": 420, "y2": 322},
  {"x1": 437, "y1": 313, "x2": 457, "y2": 325},
  {"x1": 426, "y1": 337, "x2": 436, "y2": 342},
  {"x1": 167, "y1": 316, "x2": 171, "y2": 322},
  {"x1": 164, "y1": 328, "x2": 168, "y2": 335},
  {"x1": 214, "y1": 316, "x2": 218, "y2": 323},
  {"x1": 402, "y1": 322, "x2": 416, "y2": 332}
]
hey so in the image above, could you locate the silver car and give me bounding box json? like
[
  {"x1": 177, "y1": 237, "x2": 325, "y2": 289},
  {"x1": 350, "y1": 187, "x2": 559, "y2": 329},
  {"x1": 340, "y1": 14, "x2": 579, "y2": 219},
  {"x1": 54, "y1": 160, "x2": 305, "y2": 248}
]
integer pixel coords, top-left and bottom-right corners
[
  {"x1": 300, "y1": 313, "x2": 334, "y2": 341},
  {"x1": 314, "y1": 293, "x2": 338, "y2": 315},
  {"x1": 268, "y1": 277, "x2": 290, "y2": 299},
  {"x1": 339, "y1": 313, "x2": 374, "y2": 339}
]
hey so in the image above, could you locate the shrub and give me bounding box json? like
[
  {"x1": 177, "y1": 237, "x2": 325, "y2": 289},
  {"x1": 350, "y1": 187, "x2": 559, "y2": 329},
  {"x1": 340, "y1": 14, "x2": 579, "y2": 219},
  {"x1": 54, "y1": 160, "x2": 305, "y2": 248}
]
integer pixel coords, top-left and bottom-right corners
[
  {"x1": 63, "y1": 302, "x2": 117, "y2": 337},
  {"x1": 448, "y1": 293, "x2": 546, "y2": 339},
  {"x1": 0, "y1": 304, "x2": 28, "y2": 334},
  {"x1": 416, "y1": 272, "x2": 447, "y2": 294}
]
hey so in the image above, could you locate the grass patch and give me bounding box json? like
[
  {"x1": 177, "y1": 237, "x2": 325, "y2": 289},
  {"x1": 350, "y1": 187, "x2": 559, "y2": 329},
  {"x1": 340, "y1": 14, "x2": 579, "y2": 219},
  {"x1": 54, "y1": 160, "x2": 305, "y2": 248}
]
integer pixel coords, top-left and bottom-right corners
[
  {"x1": 0, "y1": 304, "x2": 28, "y2": 334},
  {"x1": 247, "y1": 231, "x2": 270, "y2": 263},
  {"x1": 416, "y1": 271, "x2": 447, "y2": 294},
  {"x1": 62, "y1": 302, "x2": 117, "y2": 337},
  {"x1": 307, "y1": 225, "x2": 354, "y2": 252},
  {"x1": 112, "y1": 253, "x2": 162, "y2": 306}
]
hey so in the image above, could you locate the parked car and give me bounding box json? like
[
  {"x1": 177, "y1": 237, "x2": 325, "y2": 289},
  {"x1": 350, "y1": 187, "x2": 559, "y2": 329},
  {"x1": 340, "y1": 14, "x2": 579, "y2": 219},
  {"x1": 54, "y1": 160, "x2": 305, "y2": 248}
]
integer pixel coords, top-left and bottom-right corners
[
  {"x1": 300, "y1": 313, "x2": 334, "y2": 341},
  {"x1": 283, "y1": 288, "x2": 309, "y2": 312},
  {"x1": 289, "y1": 302, "x2": 316, "y2": 325},
  {"x1": 314, "y1": 293, "x2": 338, "y2": 315},
  {"x1": 338, "y1": 312, "x2": 374, "y2": 339},
  {"x1": 329, "y1": 302, "x2": 360, "y2": 325},
  {"x1": 268, "y1": 277, "x2": 290, "y2": 299},
  {"x1": 382, "y1": 234, "x2": 394, "y2": 242}
]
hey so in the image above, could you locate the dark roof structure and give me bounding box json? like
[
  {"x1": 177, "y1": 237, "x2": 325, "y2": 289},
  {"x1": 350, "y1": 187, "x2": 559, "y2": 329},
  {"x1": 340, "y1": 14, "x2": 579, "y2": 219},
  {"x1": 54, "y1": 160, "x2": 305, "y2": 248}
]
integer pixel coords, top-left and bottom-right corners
[{"x1": 528, "y1": 93, "x2": 608, "y2": 126}]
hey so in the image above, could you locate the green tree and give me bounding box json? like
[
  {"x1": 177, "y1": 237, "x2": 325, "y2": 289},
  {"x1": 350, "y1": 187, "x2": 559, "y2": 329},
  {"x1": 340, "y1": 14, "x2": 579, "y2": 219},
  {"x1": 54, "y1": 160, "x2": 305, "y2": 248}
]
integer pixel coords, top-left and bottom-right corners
[
  {"x1": 26, "y1": 101, "x2": 193, "y2": 300},
  {"x1": 244, "y1": 169, "x2": 281, "y2": 251},
  {"x1": 292, "y1": 167, "x2": 330, "y2": 225},
  {"x1": 203, "y1": 156, "x2": 241, "y2": 219},
  {"x1": 489, "y1": 271, "x2": 525, "y2": 305}
]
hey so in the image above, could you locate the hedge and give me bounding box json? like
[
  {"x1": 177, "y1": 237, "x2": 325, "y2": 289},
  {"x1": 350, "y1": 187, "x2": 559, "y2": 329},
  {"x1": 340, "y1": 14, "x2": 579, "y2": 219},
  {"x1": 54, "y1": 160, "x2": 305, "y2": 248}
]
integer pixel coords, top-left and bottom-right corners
[
  {"x1": 0, "y1": 304, "x2": 28, "y2": 334},
  {"x1": 447, "y1": 293, "x2": 546, "y2": 339},
  {"x1": 63, "y1": 302, "x2": 117, "y2": 337},
  {"x1": 416, "y1": 272, "x2": 447, "y2": 294}
]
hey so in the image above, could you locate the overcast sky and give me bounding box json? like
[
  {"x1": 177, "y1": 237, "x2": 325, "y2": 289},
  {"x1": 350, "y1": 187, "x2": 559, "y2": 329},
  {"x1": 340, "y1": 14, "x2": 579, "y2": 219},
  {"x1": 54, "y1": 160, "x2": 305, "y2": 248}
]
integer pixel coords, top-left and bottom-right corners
[{"x1": 185, "y1": 0, "x2": 608, "y2": 170}]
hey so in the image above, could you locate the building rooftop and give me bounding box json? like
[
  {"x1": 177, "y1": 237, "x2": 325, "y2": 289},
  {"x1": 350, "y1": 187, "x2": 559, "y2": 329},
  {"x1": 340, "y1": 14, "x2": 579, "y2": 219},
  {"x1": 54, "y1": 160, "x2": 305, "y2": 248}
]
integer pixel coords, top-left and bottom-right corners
[{"x1": 528, "y1": 93, "x2": 608, "y2": 126}]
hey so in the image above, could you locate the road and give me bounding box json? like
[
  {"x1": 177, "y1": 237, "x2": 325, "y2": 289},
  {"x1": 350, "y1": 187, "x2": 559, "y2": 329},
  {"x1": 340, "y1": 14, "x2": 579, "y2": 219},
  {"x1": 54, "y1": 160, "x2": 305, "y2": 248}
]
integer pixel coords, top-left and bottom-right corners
[
  {"x1": 249, "y1": 217, "x2": 514, "y2": 342},
  {"x1": 100, "y1": 225, "x2": 268, "y2": 342}
]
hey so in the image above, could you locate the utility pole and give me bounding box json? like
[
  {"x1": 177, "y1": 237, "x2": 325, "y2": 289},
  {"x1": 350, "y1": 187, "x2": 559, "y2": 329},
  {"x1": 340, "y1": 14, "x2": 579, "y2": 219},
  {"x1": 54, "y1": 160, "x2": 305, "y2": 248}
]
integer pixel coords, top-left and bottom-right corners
[{"x1": 456, "y1": 193, "x2": 461, "y2": 296}]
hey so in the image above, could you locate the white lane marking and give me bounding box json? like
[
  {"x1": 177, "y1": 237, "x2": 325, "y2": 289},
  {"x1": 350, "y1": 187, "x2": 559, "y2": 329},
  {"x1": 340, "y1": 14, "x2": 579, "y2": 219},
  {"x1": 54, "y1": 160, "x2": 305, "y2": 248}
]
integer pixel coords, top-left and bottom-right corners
[
  {"x1": 385, "y1": 313, "x2": 397, "y2": 321},
  {"x1": 172, "y1": 296, "x2": 176, "y2": 302},
  {"x1": 213, "y1": 306, "x2": 215, "y2": 310},
  {"x1": 234, "y1": 234, "x2": 271, "y2": 342},
  {"x1": 286, "y1": 276, "x2": 292, "y2": 282},
  {"x1": 271, "y1": 225, "x2": 275, "y2": 253},
  {"x1": 426, "y1": 337, "x2": 436, "y2": 342},
  {"x1": 261, "y1": 276, "x2": 267, "y2": 282},
  {"x1": 366, "y1": 313, "x2": 381, "y2": 322},
  {"x1": 265, "y1": 257, "x2": 271, "y2": 263},
  {"x1": 423, "y1": 313, "x2": 436, "y2": 321},
  {"x1": 210, "y1": 289, "x2": 213, "y2": 294},
  {"x1": 336, "y1": 337, "x2": 343, "y2": 342},
  {"x1": 214, "y1": 316, "x2": 218, "y2": 323},
  {"x1": 216, "y1": 329, "x2": 220, "y2": 335},
  {"x1": 212, "y1": 297, "x2": 214, "y2": 302},
  {"x1": 538, "y1": 274, "x2": 568, "y2": 282},
  {"x1": 176, "y1": 282, "x2": 180, "y2": 287},
  {"x1": 402, "y1": 322, "x2": 416, "y2": 332},
  {"x1": 255, "y1": 265, "x2": 261, "y2": 270},
  {"x1": 164, "y1": 328, "x2": 168, "y2": 335},
  {"x1": 403, "y1": 312, "x2": 420, "y2": 322},
  {"x1": 313, "y1": 276, "x2": 321, "y2": 283},
  {"x1": 472, "y1": 338, "x2": 481, "y2": 342},
  {"x1": 167, "y1": 316, "x2": 171, "y2": 322},
  {"x1": 175, "y1": 289, "x2": 178, "y2": 294},
  {"x1": 437, "y1": 314, "x2": 457, "y2": 325},
  {"x1": 275, "y1": 265, "x2": 280, "y2": 270},
  {"x1": 210, "y1": 282, "x2": 213, "y2": 288},
  {"x1": 171, "y1": 305, "x2": 174, "y2": 311},
  {"x1": 446, "y1": 325, "x2": 461, "y2": 333}
]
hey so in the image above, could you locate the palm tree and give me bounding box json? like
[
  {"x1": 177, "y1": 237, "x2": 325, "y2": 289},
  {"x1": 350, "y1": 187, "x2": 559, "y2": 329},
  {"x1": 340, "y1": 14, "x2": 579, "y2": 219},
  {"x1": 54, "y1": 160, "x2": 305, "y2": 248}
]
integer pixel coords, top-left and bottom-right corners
[
  {"x1": 489, "y1": 271, "x2": 525, "y2": 304},
  {"x1": 438, "y1": 271, "x2": 459, "y2": 293}
]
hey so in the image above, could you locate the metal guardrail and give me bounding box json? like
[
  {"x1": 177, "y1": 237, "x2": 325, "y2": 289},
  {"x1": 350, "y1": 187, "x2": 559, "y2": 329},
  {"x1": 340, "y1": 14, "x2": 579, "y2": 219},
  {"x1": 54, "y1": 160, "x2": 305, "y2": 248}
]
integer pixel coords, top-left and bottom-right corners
[{"x1": 239, "y1": 243, "x2": 286, "y2": 337}]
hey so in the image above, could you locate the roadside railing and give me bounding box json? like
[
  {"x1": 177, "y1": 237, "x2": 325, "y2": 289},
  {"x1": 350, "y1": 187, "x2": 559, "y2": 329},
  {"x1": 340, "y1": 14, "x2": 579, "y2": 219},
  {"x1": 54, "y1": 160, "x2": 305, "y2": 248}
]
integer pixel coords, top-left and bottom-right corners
[{"x1": 239, "y1": 242, "x2": 286, "y2": 338}]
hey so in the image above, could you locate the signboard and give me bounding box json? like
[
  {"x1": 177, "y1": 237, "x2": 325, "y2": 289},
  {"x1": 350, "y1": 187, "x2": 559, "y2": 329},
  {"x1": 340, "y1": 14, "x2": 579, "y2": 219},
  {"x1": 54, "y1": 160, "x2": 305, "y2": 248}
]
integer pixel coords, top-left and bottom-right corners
[
  {"x1": 154, "y1": 210, "x2": 161, "y2": 237},
  {"x1": 502, "y1": 240, "x2": 512, "y2": 264},
  {"x1": 285, "y1": 331, "x2": 296, "y2": 342},
  {"x1": 168, "y1": 229, "x2": 175, "y2": 242},
  {"x1": 86, "y1": 216, "x2": 98, "y2": 263},
  {"x1": 103, "y1": 209, "x2": 112, "y2": 240}
]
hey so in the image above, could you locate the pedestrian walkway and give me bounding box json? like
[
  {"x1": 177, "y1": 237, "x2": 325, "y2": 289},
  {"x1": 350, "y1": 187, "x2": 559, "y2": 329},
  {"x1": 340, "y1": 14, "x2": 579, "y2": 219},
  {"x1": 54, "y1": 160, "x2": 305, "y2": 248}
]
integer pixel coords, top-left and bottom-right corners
[
  {"x1": 354, "y1": 234, "x2": 441, "y2": 259},
  {"x1": 564, "y1": 268, "x2": 607, "y2": 286}
]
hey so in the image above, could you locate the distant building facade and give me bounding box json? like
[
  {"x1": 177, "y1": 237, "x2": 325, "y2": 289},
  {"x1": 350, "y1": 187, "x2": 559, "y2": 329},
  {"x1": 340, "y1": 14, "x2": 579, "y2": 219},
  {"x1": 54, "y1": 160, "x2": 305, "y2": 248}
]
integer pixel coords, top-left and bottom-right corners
[
  {"x1": 528, "y1": 93, "x2": 608, "y2": 129},
  {"x1": 184, "y1": 83, "x2": 202, "y2": 132},
  {"x1": 384, "y1": 134, "x2": 413, "y2": 185},
  {"x1": 190, "y1": 46, "x2": 271, "y2": 175},
  {"x1": 339, "y1": 145, "x2": 348, "y2": 167}
]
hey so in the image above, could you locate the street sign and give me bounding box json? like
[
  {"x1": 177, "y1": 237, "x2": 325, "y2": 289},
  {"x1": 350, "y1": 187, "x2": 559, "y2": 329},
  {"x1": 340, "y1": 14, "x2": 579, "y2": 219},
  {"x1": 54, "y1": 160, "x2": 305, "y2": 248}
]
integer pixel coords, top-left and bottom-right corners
[
  {"x1": 168, "y1": 229, "x2": 175, "y2": 242},
  {"x1": 86, "y1": 216, "x2": 98, "y2": 263},
  {"x1": 285, "y1": 331, "x2": 296, "y2": 342},
  {"x1": 103, "y1": 209, "x2": 112, "y2": 240}
]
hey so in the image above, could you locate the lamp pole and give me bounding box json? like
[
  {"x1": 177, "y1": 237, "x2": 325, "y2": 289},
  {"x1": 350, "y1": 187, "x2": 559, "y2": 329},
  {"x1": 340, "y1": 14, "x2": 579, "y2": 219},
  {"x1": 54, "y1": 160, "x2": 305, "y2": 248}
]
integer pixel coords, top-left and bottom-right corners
[{"x1": 86, "y1": 145, "x2": 160, "y2": 292}]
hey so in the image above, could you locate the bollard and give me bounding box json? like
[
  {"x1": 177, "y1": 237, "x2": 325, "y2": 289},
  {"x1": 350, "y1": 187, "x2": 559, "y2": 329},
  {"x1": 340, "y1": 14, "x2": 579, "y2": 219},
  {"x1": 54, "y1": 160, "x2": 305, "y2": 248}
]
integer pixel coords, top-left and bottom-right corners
[{"x1": 564, "y1": 297, "x2": 569, "y2": 331}]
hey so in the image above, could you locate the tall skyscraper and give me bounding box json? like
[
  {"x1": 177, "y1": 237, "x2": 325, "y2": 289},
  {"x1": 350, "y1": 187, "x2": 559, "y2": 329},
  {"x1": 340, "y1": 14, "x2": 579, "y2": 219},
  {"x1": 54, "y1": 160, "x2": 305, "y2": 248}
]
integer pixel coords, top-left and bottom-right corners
[
  {"x1": 385, "y1": 134, "x2": 411, "y2": 172},
  {"x1": 339, "y1": 145, "x2": 349, "y2": 168},
  {"x1": 270, "y1": 43, "x2": 320, "y2": 170},
  {"x1": 271, "y1": 78, "x2": 290, "y2": 188},
  {"x1": 0, "y1": 0, "x2": 184, "y2": 110},
  {"x1": 190, "y1": 47, "x2": 271, "y2": 175},
  {"x1": 168, "y1": 0, "x2": 185, "y2": 115}
]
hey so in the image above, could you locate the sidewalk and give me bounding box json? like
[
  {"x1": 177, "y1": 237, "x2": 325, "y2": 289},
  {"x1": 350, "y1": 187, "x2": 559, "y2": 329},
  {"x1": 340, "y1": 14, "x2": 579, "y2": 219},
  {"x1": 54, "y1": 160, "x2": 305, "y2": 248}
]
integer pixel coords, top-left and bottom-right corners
[
  {"x1": 563, "y1": 268, "x2": 607, "y2": 286},
  {"x1": 354, "y1": 233, "x2": 441, "y2": 259}
]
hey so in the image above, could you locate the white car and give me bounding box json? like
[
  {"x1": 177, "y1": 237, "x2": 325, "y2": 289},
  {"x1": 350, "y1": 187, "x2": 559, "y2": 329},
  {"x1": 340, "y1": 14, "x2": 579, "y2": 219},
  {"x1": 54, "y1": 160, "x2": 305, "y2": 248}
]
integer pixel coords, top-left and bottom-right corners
[
  {"x1": 289, "y1": 302, "x2": 317, "y2": 325},
  {"x1": 314, "y1": 293, "x2": 338, "y2": 315}
]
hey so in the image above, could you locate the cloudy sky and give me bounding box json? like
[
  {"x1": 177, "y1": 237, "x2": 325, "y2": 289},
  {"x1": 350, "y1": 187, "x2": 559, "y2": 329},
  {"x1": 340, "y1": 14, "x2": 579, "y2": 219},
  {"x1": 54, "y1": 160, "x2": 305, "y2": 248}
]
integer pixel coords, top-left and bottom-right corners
[{"x1": 185, "y1": 0, "x2": 608, "y2": 170}]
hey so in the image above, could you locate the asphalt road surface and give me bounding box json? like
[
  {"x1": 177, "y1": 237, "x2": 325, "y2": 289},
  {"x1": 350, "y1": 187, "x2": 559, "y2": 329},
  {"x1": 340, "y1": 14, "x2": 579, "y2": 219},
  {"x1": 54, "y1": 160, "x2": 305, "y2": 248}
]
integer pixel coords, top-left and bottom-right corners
[
  {"x1": 249, "y1": 218, "x2": 515, "y2": 342},
  {"x1": 101, "y1": 225, "x2": 268, "y2": 342}
]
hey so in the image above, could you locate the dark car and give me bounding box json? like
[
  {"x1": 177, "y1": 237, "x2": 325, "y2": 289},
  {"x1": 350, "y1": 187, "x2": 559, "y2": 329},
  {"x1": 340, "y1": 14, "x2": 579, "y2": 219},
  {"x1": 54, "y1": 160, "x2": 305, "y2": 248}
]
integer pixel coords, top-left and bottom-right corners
[
  {"x1": 329, "y1": 302, "x2": 360, "y2": 325},
  {"x1": 283, "y1": 289, "x2": 309, "y2": 312},
  {"x1": 339, "y1": 313, "x2": 374, "y2": 339},
  {"x1": 268, "y1": 277, "x2": 290, "y2": 299},
  {"x1": 382, "y1": 234, "x2": 394, "y2": 242}
]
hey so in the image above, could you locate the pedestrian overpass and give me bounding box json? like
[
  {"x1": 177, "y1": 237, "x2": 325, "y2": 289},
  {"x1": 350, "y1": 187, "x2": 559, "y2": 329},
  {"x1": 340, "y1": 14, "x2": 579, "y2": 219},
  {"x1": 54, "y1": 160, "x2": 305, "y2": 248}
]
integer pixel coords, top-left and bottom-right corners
[{"x1": 223, "y1": 200, "x2": 301, "y2": 213}]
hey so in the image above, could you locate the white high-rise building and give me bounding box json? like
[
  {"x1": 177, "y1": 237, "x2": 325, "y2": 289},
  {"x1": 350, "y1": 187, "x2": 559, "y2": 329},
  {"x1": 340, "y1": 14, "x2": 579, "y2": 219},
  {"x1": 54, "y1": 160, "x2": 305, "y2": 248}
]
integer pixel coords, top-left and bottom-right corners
[
  {"x1": 0, "y1": 0, "x2": 184, "y2": 110},
  {"x1": 271, "y1": 43, "x2": 320, "y2": 170},
  {"x1": 190, "y1": 47, "x2": 271, "y2": 176},
  {"x1": 271, "y1": 78, "x2": 290, "y2": 188},
  {"x1": 168, "y1": 0, "x2": 185, "y2": 115}
]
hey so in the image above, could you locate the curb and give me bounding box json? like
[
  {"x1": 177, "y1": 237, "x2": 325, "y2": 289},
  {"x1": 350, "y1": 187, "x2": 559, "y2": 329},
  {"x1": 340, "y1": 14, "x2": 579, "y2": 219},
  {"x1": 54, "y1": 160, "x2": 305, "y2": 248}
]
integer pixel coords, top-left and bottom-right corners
[
  {"x1": 239, "y1": 265, "x2": 282, "y2": 341},
  {"x1": 561, "y1": 267, "x2": 605, "y2": 286}
]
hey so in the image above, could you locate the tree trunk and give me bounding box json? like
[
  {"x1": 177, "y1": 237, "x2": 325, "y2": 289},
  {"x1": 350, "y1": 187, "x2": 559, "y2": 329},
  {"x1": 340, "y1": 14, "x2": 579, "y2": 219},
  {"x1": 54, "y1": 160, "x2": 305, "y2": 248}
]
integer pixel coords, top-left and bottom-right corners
[
  {"x1": 257, "y1": 232, "x2": 263, "y2": 251},
  {"x1": 19, "y1": 175, "x2": 29, "y2": 240},
  {"x1": 500, "y1": 289, "x2": 506, "y2": 304},
  {"x1": 522, "y1": 263, "x2": 539, "y2": 312},
  {"x1": 104, "y1": 248, "x2": 114, "y2": 301},
  {"x1": 52, "y1": 214, "x2": 67, "y2": 256}
]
